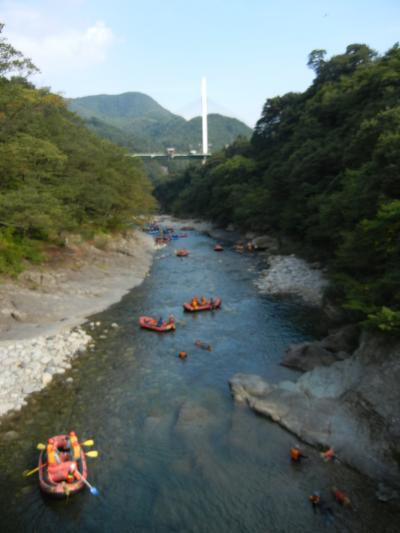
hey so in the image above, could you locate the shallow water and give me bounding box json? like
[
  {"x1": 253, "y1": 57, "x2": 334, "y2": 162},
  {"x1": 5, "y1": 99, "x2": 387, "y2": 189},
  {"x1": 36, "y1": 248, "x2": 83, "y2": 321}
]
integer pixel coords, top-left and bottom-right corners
[{"x1": 0, "y1": 229, "x2": 398, "y2": 532}]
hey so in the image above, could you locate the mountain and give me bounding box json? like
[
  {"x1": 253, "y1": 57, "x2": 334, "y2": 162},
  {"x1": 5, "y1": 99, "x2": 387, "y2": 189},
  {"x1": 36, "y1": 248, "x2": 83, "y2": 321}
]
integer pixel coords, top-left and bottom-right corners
[{"x1": 68, "y1": 92, "x2": 252, "y2": 152}]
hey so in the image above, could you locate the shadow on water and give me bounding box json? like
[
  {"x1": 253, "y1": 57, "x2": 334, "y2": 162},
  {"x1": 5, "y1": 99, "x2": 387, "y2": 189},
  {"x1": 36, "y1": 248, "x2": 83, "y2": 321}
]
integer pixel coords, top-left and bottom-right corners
[{"x1": 0, "y1": 230, "x2": 399, "y2": 532}]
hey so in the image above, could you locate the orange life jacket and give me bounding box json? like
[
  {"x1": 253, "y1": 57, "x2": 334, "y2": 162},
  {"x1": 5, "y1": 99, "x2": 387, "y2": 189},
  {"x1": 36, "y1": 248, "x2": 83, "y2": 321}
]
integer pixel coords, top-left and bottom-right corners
[
  {"x1": 47, "y1": 444, "x2": 58, "y2": 466},
  {"x1": 69, "y1": 434, "x2": 81, "y2": 460},
  {"x1": 290, "y1": 447, "x2": 301, "y2": 461}
]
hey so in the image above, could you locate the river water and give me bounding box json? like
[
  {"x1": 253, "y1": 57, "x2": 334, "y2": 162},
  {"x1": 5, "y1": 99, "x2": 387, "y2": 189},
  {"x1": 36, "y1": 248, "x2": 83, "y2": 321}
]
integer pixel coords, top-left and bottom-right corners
[{"x1": 0, "y1": 228, "x2": 398, "y2": 532}]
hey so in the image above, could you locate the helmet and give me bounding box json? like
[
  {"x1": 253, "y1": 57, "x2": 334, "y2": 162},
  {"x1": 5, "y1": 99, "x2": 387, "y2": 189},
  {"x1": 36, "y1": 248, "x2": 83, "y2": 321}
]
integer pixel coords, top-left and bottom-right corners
[
  {"x1": 313, "y1": 491, "x2": 320, "y2": 497},
  {"x1": 69, "y1": 431, "x2": 76, "y2": 437}
]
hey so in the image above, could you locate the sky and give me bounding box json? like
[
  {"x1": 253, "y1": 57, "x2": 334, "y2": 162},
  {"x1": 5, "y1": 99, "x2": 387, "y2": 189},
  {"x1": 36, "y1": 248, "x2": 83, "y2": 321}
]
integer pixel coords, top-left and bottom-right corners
[{"x1": 1, "y1": 0, "x2": 399, "y2": 127}]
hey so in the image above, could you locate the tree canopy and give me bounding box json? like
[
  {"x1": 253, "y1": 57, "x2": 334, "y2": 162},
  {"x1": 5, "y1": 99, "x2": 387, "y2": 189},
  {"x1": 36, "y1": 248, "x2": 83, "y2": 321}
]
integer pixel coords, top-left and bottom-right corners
[{"x1": 0, "y1": 24, "x2": 156, "y2": 274}]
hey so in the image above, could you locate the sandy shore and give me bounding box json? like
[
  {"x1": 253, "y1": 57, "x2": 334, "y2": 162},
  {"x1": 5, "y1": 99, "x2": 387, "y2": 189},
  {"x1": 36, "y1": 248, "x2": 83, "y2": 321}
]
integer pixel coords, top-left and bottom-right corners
[{"x1": 0, "y1": 230, "x2": 155, "y2": 420}]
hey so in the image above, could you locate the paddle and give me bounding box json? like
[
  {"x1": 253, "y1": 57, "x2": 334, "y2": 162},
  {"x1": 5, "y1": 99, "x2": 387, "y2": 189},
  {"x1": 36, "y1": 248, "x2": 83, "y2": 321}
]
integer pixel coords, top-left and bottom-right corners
[
  {"x1": 24, "y1": 450, "x2": 99, "y2": 477},
  {"x1": 36, "y1": 439, "x2": 94, "y2": 450},
  {"x1": 74, "y1": 470, "x2": 99, "y2": 496},
  {"x1": 23, "y1": 463, "x2": 47, "y2": 477}
]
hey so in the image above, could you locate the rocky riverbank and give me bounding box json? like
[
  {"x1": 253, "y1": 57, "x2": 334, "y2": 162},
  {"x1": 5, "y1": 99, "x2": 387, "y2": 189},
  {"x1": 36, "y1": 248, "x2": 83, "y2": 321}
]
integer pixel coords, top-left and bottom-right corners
[
  {"x1": 255, "y1": 254, "x2": 328, "y2": 306},
  {"x1": 0, "y1": 328, "x2": 91, "y2": 418},
  {"x1": 0, "y1": 229, "x2": 155, "y2": 421},
  {"x1": 230, "y1": 331, "x2": 400, "y2": 492}
]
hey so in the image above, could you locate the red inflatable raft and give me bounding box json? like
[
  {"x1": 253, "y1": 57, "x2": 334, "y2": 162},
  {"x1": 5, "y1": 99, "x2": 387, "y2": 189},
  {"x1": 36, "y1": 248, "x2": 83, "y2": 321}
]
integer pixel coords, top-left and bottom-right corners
[
  {"x1": 176, "y1": 249, "x2": 189, "y2": 257},
  {"x1": 39, "y1": 434, "x2": 87, "y2": 498},
  {"x1": 183, "y1": 297, "x2": 222, "y2": 312},
  {"x1": 139, "y1": 316, "x2": 176, "y2": 332},
  {"x1": 214, "y1": 244, "x2": 223, "y2": 251}
]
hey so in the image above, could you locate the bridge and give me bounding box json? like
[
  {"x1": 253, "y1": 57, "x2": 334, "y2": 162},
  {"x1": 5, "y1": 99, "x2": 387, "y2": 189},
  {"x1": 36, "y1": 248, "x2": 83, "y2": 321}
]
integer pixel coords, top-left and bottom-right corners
[
  {"x1": 129, "y1": 77, "x2": 210, "y2": 161},
  {"x1": 128, "y1": 152, "x2": 208, "y2": 160}
]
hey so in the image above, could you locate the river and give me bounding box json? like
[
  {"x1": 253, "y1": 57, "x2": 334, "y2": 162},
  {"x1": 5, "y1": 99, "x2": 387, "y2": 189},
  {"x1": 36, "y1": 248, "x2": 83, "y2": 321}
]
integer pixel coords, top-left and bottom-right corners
[{"x1": 0, "y1": 227, "x2": 398, "y2": 532}]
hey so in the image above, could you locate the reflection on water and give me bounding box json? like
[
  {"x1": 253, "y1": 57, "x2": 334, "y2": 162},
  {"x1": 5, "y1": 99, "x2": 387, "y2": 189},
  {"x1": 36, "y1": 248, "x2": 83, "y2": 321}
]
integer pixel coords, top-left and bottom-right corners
[{"x1": 0, "y1": 230, "x2": 399, "y2": 532}]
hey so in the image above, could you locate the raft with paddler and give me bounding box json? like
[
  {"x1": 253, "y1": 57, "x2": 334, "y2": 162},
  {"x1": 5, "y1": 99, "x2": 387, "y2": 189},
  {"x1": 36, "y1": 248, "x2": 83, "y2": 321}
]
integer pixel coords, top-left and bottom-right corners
[{"x1": 24, "y1": 431, "x2": 99, "y2": 498}]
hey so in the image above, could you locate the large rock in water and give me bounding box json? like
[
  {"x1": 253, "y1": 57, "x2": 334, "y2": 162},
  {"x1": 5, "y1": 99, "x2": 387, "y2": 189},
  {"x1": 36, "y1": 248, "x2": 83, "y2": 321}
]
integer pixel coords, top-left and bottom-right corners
[
  {"x1": 282, "y1": 342, "x2": 339, "y2": 371},
  {"x1": 251, "y1": 235, "x2": 278, "y2": 251},
  {"x1": 229, "y1": 331, "x2": 400, "y2": 488},
  {"x1": 283, "y1": 325, "x2": 360, "y2": 371}
]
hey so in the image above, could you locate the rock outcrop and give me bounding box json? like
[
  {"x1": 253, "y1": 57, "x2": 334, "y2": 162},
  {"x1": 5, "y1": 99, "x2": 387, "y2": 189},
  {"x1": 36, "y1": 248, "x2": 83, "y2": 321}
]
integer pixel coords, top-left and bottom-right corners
[
  {"x1": 229, "y1": 331, "x2": 400, "y2": 488},
  {"x1": 283, "y1": 325, "x2": 360, "y2": 371}
]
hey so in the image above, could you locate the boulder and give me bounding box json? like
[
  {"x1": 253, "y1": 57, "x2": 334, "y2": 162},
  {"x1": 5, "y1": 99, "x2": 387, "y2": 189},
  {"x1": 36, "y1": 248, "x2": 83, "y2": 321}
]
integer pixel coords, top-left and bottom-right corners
[
  {"x1": 2, "y1": 430, "x2": 19, "y2": 441},
  {"x1": 42, "y1": 372, "x2": 53, "y2": 386},
  {"x1": 282, "y1": 342, "x2": 338, "y2": 371},
  {"x1": 320, "y1": 324, "x2": 360, "y2": 354},
  {"x1": 282, "y1": 325, "x2": 360, "y2": 372},
  {"x1": 251, "y1": 235, "x2": 278, "y2": 251},
  {"x1": 376, "y1": 482, "x2": 399, "y2": 502}
]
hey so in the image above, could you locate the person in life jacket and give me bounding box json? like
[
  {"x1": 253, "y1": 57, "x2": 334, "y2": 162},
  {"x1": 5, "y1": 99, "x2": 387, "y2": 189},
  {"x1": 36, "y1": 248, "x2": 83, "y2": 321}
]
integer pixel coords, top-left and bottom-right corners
[
  {"x1": 47, "y1": 438, "x2": 60, "y2": 466},
  {"x1": 200, "y1": 296, "x2": 207, "y2": 306},
  {"x1": 321, "y1": 447, "x2": 335, "y2": 462},
  {"x1": 168, "y1": 314, "x2": 175, "y2": 325},
  {"x1": 309, "y1": 491, "x2": 335, "y2": 523},
  {"x1": 65, "y1": 462, "x2": 79, "y2": 483},
  {"x1": 332, "y1": 486, "x2": 353, "y2": 508},
  {"x1": 290, "y1": 444, "x2": 307, "y2": 462},
  {"x1": 49, "y1": 460, "x2": 78, "y2": 484},
  {"x1": 69, "y1": 431, "x2": 81, "y2": 461},
  {"x1": 309, "y1": 491, "x2": 321, "y2": 512},
  {"x1": 194, "y1": 340, "x2": 212, "y2": 351}
]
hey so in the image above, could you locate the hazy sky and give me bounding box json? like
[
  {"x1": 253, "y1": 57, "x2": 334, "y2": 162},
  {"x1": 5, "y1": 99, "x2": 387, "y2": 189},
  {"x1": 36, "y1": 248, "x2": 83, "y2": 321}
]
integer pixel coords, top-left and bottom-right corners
[{"x1": 1, "y1": 0, "x2": 399, "y2": 126}]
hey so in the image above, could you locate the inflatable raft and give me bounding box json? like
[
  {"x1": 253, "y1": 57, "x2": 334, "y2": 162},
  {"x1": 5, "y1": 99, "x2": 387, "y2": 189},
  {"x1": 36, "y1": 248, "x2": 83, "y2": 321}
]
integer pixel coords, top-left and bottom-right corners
[
  {"x1": 139, "y1": 316, "x2": 176, "y2": 332},
  {"x1": 176, "y1": 249, "x2": 189, "y2": 257},
  {"x1": 183, "y1": 298, "x2": 222, "y2": 312},
  {"x1": 214, "y1": 244, "x2": 224, "y2": 251},
  {"x1": 39, "y1": 434, "x2": 87, "y2": 498}
]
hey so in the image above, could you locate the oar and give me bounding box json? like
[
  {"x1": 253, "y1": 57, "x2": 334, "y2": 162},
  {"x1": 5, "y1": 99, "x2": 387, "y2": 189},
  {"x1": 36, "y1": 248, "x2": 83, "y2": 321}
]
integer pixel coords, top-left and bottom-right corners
[
  {"x1": 37, "y1": 439, "x2": 94, "y2": 450},
  {"x1": 74, "y1": 470, "x2": 99, "y2": 496},
  {"x1": 24, "y1": 450, "x2": 99, "y2": 477},
  {"x1": 85, "y1": 451, "x2": 99, "y2": 458},
  {"x1": 23, "y1": 463, "x2": 47, "y2": 477}
]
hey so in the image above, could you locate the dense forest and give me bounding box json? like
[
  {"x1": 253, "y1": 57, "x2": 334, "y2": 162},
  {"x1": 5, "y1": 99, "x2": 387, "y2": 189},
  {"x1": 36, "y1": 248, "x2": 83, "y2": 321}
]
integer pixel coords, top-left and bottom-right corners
[
  {"x1": 0, "y1": 24, "x2": 155, "y2": 275},
  {"x1": 156, "y1": 44, "x2": 400, "y2": 333}
]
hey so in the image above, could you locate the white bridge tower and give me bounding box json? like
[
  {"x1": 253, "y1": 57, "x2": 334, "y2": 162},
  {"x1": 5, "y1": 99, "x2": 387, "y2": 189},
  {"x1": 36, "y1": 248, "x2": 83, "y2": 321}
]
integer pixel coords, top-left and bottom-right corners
[{"x1": 201, "y1": 77, "x2": 208, "y2": 155}]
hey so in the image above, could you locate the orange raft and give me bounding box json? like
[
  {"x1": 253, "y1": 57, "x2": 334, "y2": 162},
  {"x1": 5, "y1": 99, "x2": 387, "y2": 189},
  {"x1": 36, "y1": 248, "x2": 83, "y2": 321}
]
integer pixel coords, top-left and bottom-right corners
[
  {"x1": 39, "y1": 434, "x2": 87, "y2": 498},
  {"x1": 214, "y1": 244, "x2": 224, "y2": 251},
  {"x1": 183, "y1": 297, "x2": 222, "y2": 312},
  {"x1": 176, "y1": 249, "x2": 189, "y2": 257},
  {"x1": 139, "y1": 316, "x2": 176, "y2": 332}
]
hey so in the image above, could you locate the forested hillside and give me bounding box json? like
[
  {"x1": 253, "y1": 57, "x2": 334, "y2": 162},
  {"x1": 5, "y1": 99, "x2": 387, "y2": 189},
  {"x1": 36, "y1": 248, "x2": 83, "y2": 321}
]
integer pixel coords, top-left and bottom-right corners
[
  {"x1": 69, "y1": 92, "x2": 252, "y2": 152},
  {"x1": 156, "y1": 44, "x2": 400, "y2": 333},
  {"x1": 0, "y1": 24, "x2": 155, "y2": 275}
]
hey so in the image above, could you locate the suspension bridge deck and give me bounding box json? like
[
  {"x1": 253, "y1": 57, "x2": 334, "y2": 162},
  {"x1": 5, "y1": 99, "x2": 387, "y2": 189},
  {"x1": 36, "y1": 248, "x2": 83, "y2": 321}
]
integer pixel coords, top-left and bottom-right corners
[{"x1": 128, "y1": 153, "x2": 210, "y2": 160}]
